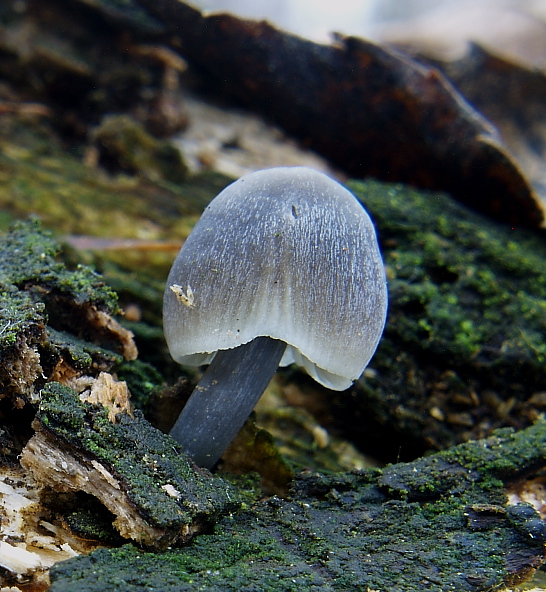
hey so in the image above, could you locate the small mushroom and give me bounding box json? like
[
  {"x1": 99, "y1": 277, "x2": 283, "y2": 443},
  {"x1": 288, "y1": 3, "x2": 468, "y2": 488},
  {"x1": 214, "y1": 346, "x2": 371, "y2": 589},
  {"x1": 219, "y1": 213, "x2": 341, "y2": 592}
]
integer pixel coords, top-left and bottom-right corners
[{"x1": 163, "y1": 166, "x2": 387, "y2": 468}]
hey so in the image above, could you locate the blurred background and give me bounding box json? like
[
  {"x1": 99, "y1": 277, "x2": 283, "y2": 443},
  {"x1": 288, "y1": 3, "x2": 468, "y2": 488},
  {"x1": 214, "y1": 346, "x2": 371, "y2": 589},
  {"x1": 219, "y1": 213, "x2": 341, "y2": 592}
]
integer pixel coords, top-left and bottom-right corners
[{"x1": 191, "y1": 0, "x2": 546, "y2": 64}]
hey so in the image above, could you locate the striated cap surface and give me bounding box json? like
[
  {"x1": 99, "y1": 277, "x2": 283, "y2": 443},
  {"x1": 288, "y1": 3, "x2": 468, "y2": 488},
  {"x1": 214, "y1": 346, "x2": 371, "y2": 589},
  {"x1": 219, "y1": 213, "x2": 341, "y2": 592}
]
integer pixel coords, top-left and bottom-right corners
[{"x1": 163, "y1": 166, "x2": 387, "y2": 390}]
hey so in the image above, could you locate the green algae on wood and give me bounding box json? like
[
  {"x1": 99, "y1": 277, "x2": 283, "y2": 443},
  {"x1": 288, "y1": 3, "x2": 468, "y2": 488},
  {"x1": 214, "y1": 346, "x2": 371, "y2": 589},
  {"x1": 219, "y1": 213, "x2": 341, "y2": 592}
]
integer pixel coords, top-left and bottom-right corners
[
  {"x1": 0, "y1": 218, "x2": 118, "y2": 312},
  {"x1": 336, "y1": 180, "x2": 546, "y2": 455},
  {"x1": 44, "y1": 327, "x2": 123, "y2": 374},
  {"x1": 0, "y1": 286, "x2": 46, "y2": 397},
  {"x1": 21, "y1": 382, "x2": 241, "y2": 548},
  {"x1": 354, "y1": 181, "x2": 546, "y2": 368},
  {"x1": 48, "y1": 422, "x2": 546, "y2": 592},
  {"x1": 0, "y1": 219, "x2": 132, "y2": 404}
]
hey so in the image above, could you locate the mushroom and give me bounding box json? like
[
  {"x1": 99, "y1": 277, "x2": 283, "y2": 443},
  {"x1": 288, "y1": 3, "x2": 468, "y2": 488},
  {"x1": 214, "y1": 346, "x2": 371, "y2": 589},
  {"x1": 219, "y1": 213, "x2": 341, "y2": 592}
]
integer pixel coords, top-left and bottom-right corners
[{"x1": 163, "y1": 166, "x2": 387, "y2": 468}]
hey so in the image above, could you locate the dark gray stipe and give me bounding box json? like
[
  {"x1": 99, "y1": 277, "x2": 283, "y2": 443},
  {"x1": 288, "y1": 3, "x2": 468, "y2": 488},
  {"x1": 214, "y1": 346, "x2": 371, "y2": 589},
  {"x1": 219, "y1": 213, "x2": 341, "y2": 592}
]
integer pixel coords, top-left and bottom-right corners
[{"x1": 169, "y1": 336, "x2": 287, "y2": 469}]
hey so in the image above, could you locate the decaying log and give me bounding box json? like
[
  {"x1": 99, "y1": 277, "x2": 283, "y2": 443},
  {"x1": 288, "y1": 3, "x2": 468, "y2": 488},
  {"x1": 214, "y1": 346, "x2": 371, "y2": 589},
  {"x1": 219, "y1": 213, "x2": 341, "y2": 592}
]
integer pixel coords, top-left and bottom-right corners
[{"x1": 137, "y1": 0, "x2": 544, "y2": 227}]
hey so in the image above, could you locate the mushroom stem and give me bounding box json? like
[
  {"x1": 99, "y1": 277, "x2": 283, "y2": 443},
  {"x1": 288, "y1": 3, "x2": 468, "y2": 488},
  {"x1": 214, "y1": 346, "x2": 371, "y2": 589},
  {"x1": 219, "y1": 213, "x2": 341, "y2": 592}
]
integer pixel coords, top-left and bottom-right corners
[{"x1": 169, "y1": 336, "x2": 287, "y2": 468}]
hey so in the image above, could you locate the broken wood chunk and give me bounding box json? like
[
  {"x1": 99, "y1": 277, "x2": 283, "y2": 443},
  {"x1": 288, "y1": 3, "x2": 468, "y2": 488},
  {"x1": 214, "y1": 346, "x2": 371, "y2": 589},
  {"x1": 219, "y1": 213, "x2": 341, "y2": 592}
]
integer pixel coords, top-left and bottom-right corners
[
  {"x1": 20, "y1": 382, "x2": 240, "y2": 550},
  {"x1": 83, "y1": 307, "x2": 138, "y2": 362},
  {"x1": 74, "y1": 372, "x2": 134, "y2": 422},
  {"x1": 0, "y1": 465, "x2": 81, "y2": 591},
  {"x1": 0, "y1": 220, "x2": 137, "y2": 410}
]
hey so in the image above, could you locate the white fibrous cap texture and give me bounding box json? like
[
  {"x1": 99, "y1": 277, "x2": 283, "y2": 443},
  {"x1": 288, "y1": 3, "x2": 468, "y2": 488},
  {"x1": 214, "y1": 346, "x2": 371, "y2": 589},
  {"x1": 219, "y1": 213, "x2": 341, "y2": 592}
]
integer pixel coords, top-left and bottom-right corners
[{"x1": 163, "y1": 166, "x2": 388, "y2": 391}]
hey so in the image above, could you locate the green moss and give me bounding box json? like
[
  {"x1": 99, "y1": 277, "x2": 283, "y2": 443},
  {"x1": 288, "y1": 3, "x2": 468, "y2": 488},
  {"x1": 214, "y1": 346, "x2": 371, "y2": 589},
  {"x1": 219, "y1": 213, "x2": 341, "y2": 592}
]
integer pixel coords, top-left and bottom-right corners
[
  {"x1": 378, "y1": 422, "x2": 546, "y2": 506},
  {"x1": 114, "y1": 358, "x2": 165, "y2": 409},
  {"x1": 350, "y1": 179, "x2": 546, "y2": 373},
  {"x1": 218, "y1": 472, "x2": 264, "y2": 508},
  {"x1": 343, "y1": 180, "x2": 546, "y2": 451},
  {"x1": 37, "y1": 382, "x2": 241, "y2": 530},
  {"x1": 49, "y1": 423, "x2": 546, "y2": 591},
  {"x1": 0, "y1": 218, "x2": 118, "y2": 313},
  {"x1": 0, "y1": 286, "x2": 45, "y2": 350},
  {"x1": 0, "y1": 219, "x2": 138, "y2": 399},
  {"x1": 46, "y1": 327, "x2": 123, "y2": 371}
]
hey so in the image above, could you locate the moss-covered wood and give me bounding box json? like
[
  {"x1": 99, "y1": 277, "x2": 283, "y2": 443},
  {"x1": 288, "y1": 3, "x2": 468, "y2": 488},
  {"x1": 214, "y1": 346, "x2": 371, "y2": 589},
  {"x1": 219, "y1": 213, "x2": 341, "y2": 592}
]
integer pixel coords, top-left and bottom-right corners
[
  {"x1": 48, "y1": 422, "x2": 546, "y2": 592},
  {"x1": 21, "y1": 382, "x2": 240, "y2": 549},
  {"x1": 0, "y1": 219, "x2": 129, "y2": 408},
  {"x1": 327, "y1": 180, "x2": 546, "y2": 458},
  {"x1": 0, "y1": 218, "x2": 117, "y2": 310}
]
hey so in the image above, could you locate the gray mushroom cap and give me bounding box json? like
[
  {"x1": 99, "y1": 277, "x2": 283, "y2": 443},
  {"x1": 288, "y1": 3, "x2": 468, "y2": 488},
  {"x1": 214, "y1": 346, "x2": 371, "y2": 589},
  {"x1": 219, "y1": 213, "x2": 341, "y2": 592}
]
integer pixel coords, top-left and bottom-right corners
[{"x1": 163, "y1": 166, "x2": 387, "y2": 391}]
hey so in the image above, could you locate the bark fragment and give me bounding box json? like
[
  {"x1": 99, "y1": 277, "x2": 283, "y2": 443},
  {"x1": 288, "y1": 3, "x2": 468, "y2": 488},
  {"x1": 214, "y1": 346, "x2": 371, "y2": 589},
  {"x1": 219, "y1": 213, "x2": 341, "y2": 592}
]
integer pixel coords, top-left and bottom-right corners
[{"x1": 20, "y1": 382, "x2": 240, "y2": 549}]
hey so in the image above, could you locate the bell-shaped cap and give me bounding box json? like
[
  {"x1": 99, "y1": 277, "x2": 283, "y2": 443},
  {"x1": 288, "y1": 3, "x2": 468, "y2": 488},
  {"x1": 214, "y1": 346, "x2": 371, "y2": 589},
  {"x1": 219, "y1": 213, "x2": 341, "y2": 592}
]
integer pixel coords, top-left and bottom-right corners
[{"x1": 163, "y1": 166, "x2": 387, "y2": 390}]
